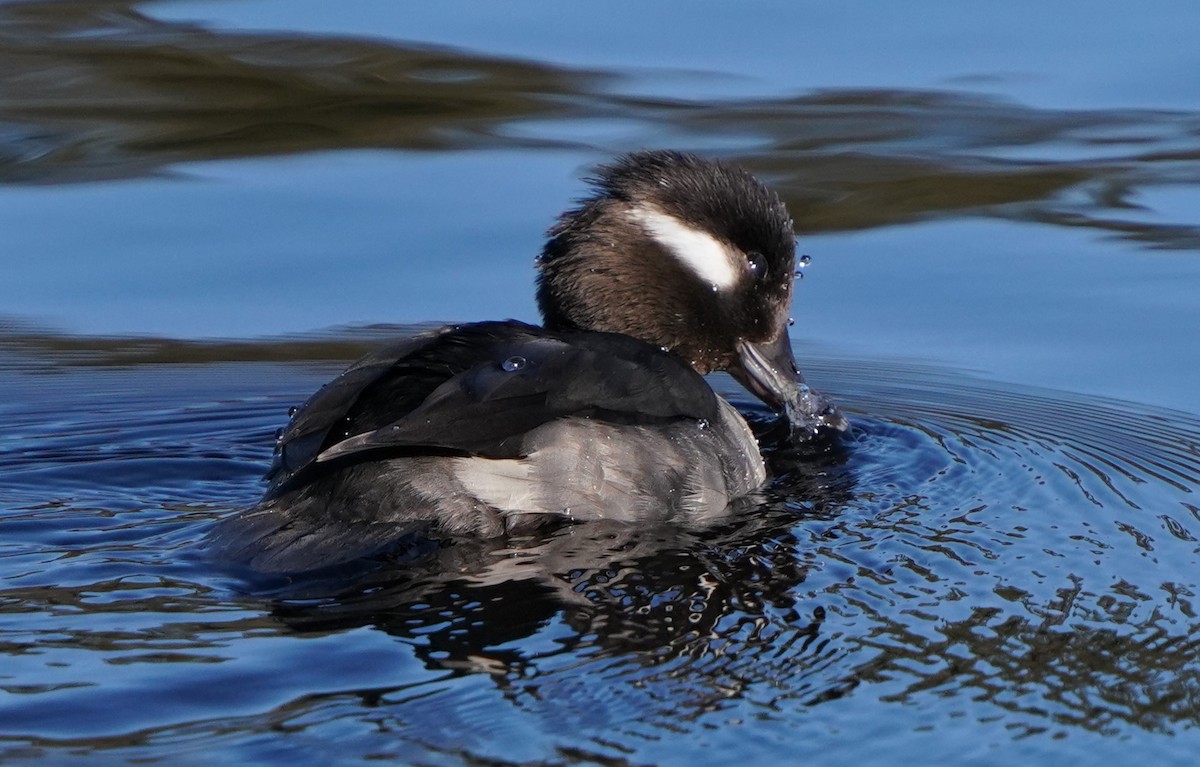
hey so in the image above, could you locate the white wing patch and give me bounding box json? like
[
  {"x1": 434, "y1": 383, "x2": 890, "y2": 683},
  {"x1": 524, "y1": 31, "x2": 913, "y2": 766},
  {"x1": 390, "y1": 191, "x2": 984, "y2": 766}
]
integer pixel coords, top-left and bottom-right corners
[{"x1": 629, "y1": 205, "x2": 739, "y2": 290}]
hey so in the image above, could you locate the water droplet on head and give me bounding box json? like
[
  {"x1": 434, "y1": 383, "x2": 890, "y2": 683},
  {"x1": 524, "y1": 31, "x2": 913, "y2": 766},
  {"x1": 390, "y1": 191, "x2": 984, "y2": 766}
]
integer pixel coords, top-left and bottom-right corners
[
  {"x1": 501, "y1": 355, "x2": 526, "y2": 372},
  {"x1": 788, "y1": 317, "x2": 795, "y2": 327},
  {"x1": 391, "y1": 424, "x2": 401, "y2": 431},
  {"x1": 287, "y1": 406, "x2": 298, "y2": 417},
  {"x1": 710, "y1": 283, "x2": 719, "y2": 293},
  {"x1": 798, "y1": 254, "x2": 812, "y2": 267},
  {"x1": 697, "y1": 418, "x2": 710, "y2": 430}
]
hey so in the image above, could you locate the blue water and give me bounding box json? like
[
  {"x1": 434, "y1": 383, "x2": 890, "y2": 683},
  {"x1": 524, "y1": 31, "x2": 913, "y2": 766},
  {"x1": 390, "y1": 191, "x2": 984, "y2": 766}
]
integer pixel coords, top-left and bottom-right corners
[{"x1": 3, "y1": 1, "x2": 1200, "y2": 764}]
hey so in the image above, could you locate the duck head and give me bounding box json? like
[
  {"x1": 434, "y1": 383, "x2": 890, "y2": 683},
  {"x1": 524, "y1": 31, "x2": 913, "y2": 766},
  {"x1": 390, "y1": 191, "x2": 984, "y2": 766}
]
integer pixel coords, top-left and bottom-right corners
[{"x1": 536, "y1": 150, "x2": 848, "y2": 439}]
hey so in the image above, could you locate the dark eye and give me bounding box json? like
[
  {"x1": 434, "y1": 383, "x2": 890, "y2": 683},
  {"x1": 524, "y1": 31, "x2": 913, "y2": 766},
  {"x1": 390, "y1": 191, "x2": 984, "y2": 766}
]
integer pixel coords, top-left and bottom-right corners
[{"x1": 747, "y1": 251, "x2": 768, "y2": 281}]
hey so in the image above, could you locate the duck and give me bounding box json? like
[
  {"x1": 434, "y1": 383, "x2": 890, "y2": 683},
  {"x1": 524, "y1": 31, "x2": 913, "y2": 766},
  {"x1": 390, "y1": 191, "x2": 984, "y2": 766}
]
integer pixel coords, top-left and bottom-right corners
[{"x1": 207, "y1": 150, "x2": 848, "y2": 573}]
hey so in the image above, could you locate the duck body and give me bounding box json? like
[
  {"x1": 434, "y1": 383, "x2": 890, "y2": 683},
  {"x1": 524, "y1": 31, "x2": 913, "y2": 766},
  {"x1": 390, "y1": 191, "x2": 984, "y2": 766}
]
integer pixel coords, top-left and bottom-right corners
[
  {"x1": 210, "y1": 321, "x2": 765, "y2": 572},
  {"x1": 208, "y1": 150, "x2": 846, "y2": 573}
]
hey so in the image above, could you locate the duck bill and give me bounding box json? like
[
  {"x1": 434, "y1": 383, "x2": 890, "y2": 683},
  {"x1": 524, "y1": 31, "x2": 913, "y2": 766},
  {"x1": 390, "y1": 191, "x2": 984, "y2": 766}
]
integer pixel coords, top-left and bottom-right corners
[{"x1": 731, "y1": 332, "x2": 849, "y2": 439}]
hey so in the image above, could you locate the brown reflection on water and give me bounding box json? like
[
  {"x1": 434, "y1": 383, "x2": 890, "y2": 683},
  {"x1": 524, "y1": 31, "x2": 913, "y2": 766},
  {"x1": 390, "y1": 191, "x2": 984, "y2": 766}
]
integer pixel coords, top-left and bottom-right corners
[
  {"x1": 2, "y1": 1, "x2": 1200, "y2": 247},
  {"x1": 0, "y1": 317, "x2": 416, "y2": 367},
  {"x1": 0, "y1": 1, "x2": 609, "y2": 181}
]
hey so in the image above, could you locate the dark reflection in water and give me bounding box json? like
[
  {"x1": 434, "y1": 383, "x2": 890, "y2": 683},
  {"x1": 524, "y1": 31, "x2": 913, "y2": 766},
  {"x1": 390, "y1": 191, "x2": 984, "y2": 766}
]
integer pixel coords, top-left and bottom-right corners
[
  {"x1": 0, "y1": 0, "x2": 610, "y2": 181},
  {"x1": 3, "y1": 0, "x2": 1200, "y2": 249},
  {"x1": 2, "y1": 330, "x2": 1199, "y2": 762}
]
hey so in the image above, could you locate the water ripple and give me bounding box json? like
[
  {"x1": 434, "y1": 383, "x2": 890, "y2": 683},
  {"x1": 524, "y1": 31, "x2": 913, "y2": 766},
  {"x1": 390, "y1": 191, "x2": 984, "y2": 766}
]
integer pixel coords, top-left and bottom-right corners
[{"x1": 2, "y1": 348, "x2": 1200, "y2": 760}]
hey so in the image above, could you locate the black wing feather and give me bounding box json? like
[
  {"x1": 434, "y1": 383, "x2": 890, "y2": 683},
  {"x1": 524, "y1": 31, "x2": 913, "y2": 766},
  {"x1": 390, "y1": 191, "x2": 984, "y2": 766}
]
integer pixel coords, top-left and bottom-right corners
[
  {"x1": 268, "y1": 321, "x2": 718, "y2": 494},
  {"x1": 269, "y1": 326, "x2": 460, "y2": 485}
]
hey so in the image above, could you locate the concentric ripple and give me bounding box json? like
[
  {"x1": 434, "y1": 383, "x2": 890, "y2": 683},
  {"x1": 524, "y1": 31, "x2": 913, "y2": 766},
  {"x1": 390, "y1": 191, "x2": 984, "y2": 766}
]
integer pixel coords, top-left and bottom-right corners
[{"x1": 2, "y1": 350, "x2": 1200, "y2": 762}]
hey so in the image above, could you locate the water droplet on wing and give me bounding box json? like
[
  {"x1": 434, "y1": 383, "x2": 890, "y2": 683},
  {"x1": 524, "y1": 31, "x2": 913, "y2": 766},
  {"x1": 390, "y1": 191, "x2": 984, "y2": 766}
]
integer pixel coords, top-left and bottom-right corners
[{"x1": 502, "y1": 355, "x2": 527, "y2": 372}]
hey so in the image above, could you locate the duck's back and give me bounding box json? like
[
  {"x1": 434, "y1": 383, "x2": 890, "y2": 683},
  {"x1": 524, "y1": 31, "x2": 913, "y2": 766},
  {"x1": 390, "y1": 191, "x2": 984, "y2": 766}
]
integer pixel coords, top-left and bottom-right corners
[{"x1": 207, "y1": 321, "x2": 766, "y2": 572}]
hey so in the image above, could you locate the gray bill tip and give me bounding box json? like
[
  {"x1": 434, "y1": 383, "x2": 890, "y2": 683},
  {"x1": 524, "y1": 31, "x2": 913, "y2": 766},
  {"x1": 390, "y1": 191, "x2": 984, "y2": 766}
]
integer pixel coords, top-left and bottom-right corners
[
  {"x1": 783, "y1": 380, "x2": 849, "y2": 439},
  {"x1": 732, "y1": 333, "x2": 850, "y2": 442}
]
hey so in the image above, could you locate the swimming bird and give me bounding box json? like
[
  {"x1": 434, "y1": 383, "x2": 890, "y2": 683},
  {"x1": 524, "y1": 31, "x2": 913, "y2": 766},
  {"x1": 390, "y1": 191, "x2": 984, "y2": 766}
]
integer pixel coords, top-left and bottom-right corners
[{"x1": 208, "y1": 150, "x2": 847, "y2": 572}]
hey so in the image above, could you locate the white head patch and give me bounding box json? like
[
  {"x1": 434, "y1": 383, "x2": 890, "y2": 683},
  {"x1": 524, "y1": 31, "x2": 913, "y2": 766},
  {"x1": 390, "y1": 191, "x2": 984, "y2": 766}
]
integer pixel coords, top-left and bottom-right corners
[{"x1": 629, "y1": 205, "x2": 740, "y2": 290}]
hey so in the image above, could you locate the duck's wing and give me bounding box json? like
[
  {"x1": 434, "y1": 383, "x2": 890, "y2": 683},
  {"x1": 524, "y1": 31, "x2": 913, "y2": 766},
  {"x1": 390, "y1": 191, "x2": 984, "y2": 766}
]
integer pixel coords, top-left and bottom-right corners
[
  {"x1": 266, "y1": 324, "x2": 460, "y2": 490},
  {"x1": 267, "y1": 322, "x2": 719, "y2": 494}
]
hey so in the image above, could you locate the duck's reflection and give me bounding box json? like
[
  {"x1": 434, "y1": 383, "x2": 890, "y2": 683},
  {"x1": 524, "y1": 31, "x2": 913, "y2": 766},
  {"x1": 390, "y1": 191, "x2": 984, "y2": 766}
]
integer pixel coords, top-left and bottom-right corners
[{"x1": 262, "y1": 442, "x2": 853, "y2": 686}]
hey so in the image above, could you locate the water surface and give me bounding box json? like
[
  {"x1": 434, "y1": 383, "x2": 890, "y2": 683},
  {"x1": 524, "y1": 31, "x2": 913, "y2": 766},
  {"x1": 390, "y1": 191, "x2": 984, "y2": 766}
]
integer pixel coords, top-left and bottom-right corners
[
  {"x1": 3, "y1": 1, "x2": 1200, "y2": 764},
  {"x1": 3, "y1": 340, "x2": 1200, "y2": 764}
]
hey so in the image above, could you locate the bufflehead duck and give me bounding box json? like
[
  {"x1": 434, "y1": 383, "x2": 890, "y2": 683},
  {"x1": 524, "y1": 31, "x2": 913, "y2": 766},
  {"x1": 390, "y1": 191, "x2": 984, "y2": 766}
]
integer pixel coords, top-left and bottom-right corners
[{"x1": 208, "y1": 150, "x2": 847, "y2": 572}]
